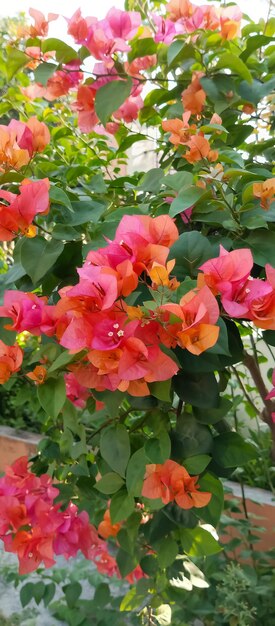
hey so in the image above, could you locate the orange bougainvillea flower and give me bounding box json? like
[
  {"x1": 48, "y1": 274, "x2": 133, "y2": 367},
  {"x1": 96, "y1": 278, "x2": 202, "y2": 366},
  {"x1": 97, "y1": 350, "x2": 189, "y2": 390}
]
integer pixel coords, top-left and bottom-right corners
[
  {"x1": 148, "y1": 260, "x2": 180, "y2": 291},
  {"x1": 29, "y1": 8, "x2": 58, "y2": 37},
  {"x1": 253, "y1": 179, "x2": 275, "y2": 210},
  {"x1": 159, "y1": 285, "x2": 220, "y2": 355},
  {"x1": 98, "y1": 509, "x2": 122, "y2": 539},
  {"x1": 0, "y1": 127, "x2": 29, "y2": 171},
  {"x1": 142, "y1": 460, "x2": 211, "y2": 510},
  {"x1": 167, "y1": 0, "x2": 194, "y2": 21},
  {"x1": 0, "y1": 341, "x2": 23, "y2": 384},
  {"x1": 183, "y1": 134, "x2": 218, "y2": 164},
  {"x1": 27, "y1": 365, "x2": 47, "y2": 385},
  {"x1": 26, "y1": 117, "x2": 50, "y2": 153},
  {"x1": 162, "y1": 112, "x2": 197, "y2": 146},
  {"x1": 181, "y1": 72, "x2": 206, "y2": 115},
  {"x1": 242, "y1": 103, "x2": 255, "y2": 115},
  {"x1": 220, "y1": 6, "x2": 242, "y2": 40}
]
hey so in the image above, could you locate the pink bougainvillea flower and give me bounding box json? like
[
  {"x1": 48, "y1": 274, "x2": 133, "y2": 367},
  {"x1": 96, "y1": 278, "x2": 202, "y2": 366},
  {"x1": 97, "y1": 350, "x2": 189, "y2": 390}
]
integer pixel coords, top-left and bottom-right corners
[
  {"x1": 114, "y1": 95, "x2": 144, "y2": 123},
  {"x1": 125, "y1": 55, "x2": 157, "y2": 77},
  {"x1": 0, "y1": 178, "x2": 50, "y2": 241},
  {"x1": 66, "y1": 8, "x2": 90, "y2": 42},
  {"x1": 198, "y1": 246, "x2": 253, "y2": 296},
  {"x1": 153, "y1": 15, "x2": 185, "y2": 44},
  {"x1": 105, "y1": 7, "x2": 141, "y2": 41},
  {"x1": 0, "y1": 341, "x2": 23, "y2": 384},
  {"x1": 7, "y1": 120, "x2": 34, "y2": 156},
  {"x1": 142, "y1": 459, "x2": 211, "y2": 509},
  {"x1": 220, "y1": 277, "x2": 273, "y2": 319},
  {"x1": 72, "y1": 85, "x2": 98, "y2": 133},
  {"x1": 65, "y1": 372, "x2": 91, "y2": 408},
  {"x1": 0, "y1": 291, "x2": 55, "y2": 336},
  {"x1": 29, "y1": 8, "x2": 58, "y2": 37},
  {"x1": 245, "y1": 264, "x2": 275, "y2": 330}
]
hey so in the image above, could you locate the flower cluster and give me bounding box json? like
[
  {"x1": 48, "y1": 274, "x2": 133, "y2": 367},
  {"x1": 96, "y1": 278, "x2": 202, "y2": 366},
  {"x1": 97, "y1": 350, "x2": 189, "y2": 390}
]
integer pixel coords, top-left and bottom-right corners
[
  {"x1": 21, "y1": 3, "x2": 241, "y2": 133},
  {"x1": 0, "y1": 456, "x2": 144, "y2": 581},
  {"x1": 166, "y1": 0, "x2": 241, "y2": 40},
  {"x1": 0, "y1": 456, "x2": 93, "y2": 574},
  {"x1": 198, "y1": 246, "x2": 275, "y2": 329},
  {"x1": 0, "y1": 178, "x2": 50, "y2": 241},
  {"x1": 142, "y1": 460, "x2": 211, "y2": 509},
  {"x1": 0, "y1": 117, "x2": 50, "y2": 171},
  {"x1": 162, "y1": 85, "x2": 222, "y2": 164}
]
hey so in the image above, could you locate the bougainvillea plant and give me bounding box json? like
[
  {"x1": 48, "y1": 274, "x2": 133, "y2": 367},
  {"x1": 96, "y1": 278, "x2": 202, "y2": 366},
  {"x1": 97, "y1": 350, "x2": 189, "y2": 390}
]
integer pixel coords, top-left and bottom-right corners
[{"x1": 0, "y1": 0, "x2": 274, "y2": 621}]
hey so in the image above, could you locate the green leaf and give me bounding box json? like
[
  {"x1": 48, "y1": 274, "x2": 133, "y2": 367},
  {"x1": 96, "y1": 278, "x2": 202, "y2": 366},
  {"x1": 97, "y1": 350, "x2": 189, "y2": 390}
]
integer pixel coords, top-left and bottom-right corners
[
  {"x1": 145, "y1": 431, "x2": 171, "y2": 464},
  {"x1": 181, "y1": 527, "x2": 222, "y2": 557},
  {"x1": 100, "y1": 424, "x2": 130, "y2": 476},
  {"x1": 213, "y1": 432, "x2": 257, "y2": 467},
  {"x1": 164, "y1": 171, "x2": 193, "y2": 192},
  {"x1": 126, "y1": 448, "x2": 147, "y2": 496},
  {"x1": 95, "y1": 472, "x2": 124, "y2": 494},
  {"x1": 52, "y1": 225, "x2": 81, "y2": 241},
  {"x1": 183, "y1": 455, "x2": 211, "y2": 475},
  {"x1": 43, "y1": 583, "x2": 56, "y2": 607},
  {"x1": 149, "y1": 379, "x2": 171, "y2": 402},
  {"x1": 128, "y1": 37, "x2": 157, "y2": 61},
  {"x1": 216, "y1": 52, "x2": 252, "y2": 83},
  {"x1": 93, "y1": 583, "x2": 111, "y2": 608},
  {"x1": 198, "y1": 473, "x2": 224, "y2": 526},
  {"x1": 235, "y1": 230, "x2": 275, "y2": 266},
  {"x1": 194, "y1": 397, "x2": 233, "y2": 425},
  {"x1": 169, "y1": 187, "x2": 204, "y2": 217},
  {"x1": 37, "y1": 377, "x2": 66, "y2": 418},
  {"x1": 6, "y1": 46, "x2": 29, "y2": 79},
  {"x1": 34, "y1": 62, "x2": 57, "y2": 86},
  {"x1": 63, "y1": 582, "x2": 82, "y2": 609},
  {"x1": 69, "y1": 200, "x2": 106, "y2": 225},
  {"x1": 171, "y1": 414, "x2": 213, "y2": 459},
  {"x1": 120, "y1": 586, "x2": 145, "y2": 611},
  {"x1": 116, "y1": 548, "x2": 138, "y2": 577},
  {"x1": 240, "y1": 35, "x2": 275, "y2": 62},
  {"x1": 169, "y1": 232, "x2": 213, "y2": 279},
  {"x1": 138, "y1": 168, "x2": 164, "y2": 193},
  {"x1": 263, "y1": 330, "x2": 275, "y2": 347},
  {"x1": 42, "y1": 38, "x2": 78, "y2": 63},
  {"x1": 50, "y1": 186, "x2": 72, "y2": 210},
  {"x1": 213, "y1": 432, "x2": 257, "y2": 468},
  {"x1": 167, "y1": 41, "x2": 195, "y2": 67},
  {"x1": 157, "y1": 536, "x2": 179, "y2": 568},
  {"x1": 21, "y1": 237, "x2": 64, "y2": 284},
  {"x1": 110, "y1": 489, "x2": 135, "y2": 523},
  {"x1": 238, "y1": 77, "x2": 275, "y2": 105},
  {"x1": 33, "y1": 582, "x2": 45, "y2": 605},
  {"x1": 20, "y1": 583, "x2": 34, "y2": 608},
  {"x1": 48, "y1": 350, "x2": 76, "y2": 373},
  {"x1": 174, "y1": 372, "x2": 219, "y2": 408},
  {"x1": 95, "y1": 78, "x2": 132, "y2": 126}
]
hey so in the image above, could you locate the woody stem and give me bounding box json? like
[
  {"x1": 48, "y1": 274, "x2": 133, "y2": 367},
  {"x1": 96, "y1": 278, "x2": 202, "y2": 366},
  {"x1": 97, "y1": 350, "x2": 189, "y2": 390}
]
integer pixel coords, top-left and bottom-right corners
[{"x1": 243, "y1": 351, "x2": 275, "y2": 462}]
